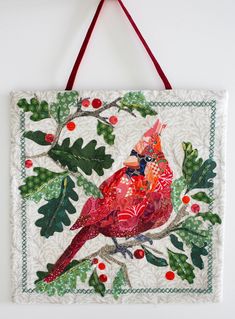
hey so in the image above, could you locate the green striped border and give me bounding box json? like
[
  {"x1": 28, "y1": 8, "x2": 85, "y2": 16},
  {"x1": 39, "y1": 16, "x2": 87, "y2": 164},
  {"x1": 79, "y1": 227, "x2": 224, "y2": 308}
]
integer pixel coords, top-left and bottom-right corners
[{"x1": 19, "y1": 99, "x2": 216, "y2": 295}]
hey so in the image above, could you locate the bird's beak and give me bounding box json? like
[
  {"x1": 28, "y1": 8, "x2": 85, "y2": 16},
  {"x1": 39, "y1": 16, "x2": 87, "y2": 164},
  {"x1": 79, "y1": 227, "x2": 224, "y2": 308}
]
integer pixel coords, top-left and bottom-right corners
[{"x1": 123, "y1": 156, "x2": 140, "y2": 169}]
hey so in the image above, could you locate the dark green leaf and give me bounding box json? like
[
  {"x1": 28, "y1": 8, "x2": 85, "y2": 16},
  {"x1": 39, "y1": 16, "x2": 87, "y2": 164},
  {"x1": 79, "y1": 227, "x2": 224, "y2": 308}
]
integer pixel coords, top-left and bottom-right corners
[
  {"x1": 48, "y1": 138, "x2": 114, "y2": 176},
  {"x1": 24, "y1": 130, "x2": 51, "y2": 146},
  {"x1": 142, "y1": 245, "x2": 168, "y2": 267},
  {"x1": 190, "y1": 244, "x2": 208, "y2": 269},
  {"x1": 168, "y1": 249, "x2": 195, "y2": 284},
  {"x1": 191, "y1": 191, "x2": 213, "y2": 204},
  {"x1": 170, "y1": 234, "x2": 184, "y2": 251},
  {"x1": 97, "y1": 120, "x2": 115, "y2": 145},
  {"x1": 88, "y1": 269, "x2": 106, "y2": 297},
  {"x1": 19, "y1": 167, "x2": 67, "y2": 203},
  {"x1": 17, "y1": 97, "x2": 50, "y2": 121},
  {"x1": 50, "y1": 91, "x2": 78, "y2": 123},
  {"x1": 35, "y1": 176, "x2": 79, "y2": 238},
  {"x1": 197, "y1": 212, "x2": 222, "y2": 225}
]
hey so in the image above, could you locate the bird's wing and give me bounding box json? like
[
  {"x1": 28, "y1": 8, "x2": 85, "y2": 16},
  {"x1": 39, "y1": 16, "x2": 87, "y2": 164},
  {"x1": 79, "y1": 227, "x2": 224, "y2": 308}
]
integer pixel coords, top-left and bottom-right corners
[{"x1": 70, "y1": 167, "x2": 128, "y2": 230}]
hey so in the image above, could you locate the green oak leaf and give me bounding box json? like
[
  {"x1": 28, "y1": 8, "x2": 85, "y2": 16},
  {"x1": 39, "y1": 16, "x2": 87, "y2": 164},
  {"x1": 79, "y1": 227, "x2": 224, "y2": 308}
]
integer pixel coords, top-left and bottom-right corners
[
  {"x1": 23, "y1": 130, "x2": 51, "y2": 146},
  {"x1": 197, "y1": 212, "x2": 222, "y2": 225},
  {"x1": 142, "y1": 245, "x2": 168, "y2": 267},
  {"x1": 182, "y1": 142, "x2": 203, "y2": 185},
  {"x1": 119, "y1": 91, "x2": 157, "y2": 118},
  {"x1": 88, "y1": 269, "x2": 106, "y2": 297},
  {"x1": 176, "y1": 216, "x2": 211, "y2": 248},
  {"x1": 35, "y1": 176, "x2": 79, "y2": 238},
  {"x1": 77, "y1": 173, "x2": 103, "y2": 198},
  {"x1": 35, "y1": 260, "x2": 92, "y2": 296},
  {"x1": 112, "y1": 267, "x2": 127, "y2": 300},
  {"x1": 48, "y1": 137, "x2": 114, "y2": 176},
  {"x1": 17, "y1": 97, "x2": 50, "y2": 121},
  {"x1": 50, "y1": 91, "x2": 78, "y2": 124},
  {"x1": 171, "y1": 176, "x2": 186, "y2": 212},
  {"x1": 170, "y1": 234, "x2": 184, "y2": 251},
  {"x1": 191, "y1": 191, "x2": 213, "y2": 204},
  {"x1": 190, "y1": 244, "x2": 208, "y2": 270},
  {"x1": 168, "y1": 249, "x2": 195, "y2": 284},
  {"x1": 19, "y1": 167, "x2": 67, "y2": 203},
  {"x1": 97, "y1": 120, "x2": 115, "y2": 145}
]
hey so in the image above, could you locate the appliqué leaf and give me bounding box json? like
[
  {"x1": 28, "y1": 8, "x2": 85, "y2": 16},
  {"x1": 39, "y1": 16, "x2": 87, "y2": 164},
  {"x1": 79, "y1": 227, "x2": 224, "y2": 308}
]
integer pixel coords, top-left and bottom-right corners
[
  {"x1": 48, "y1": 138, "x2": 114, "y2": 176},
  {"x1": 119, "y1": 92, "x2": 157, "y2": 117},
  {"x1": 88, "y1": 269, "x2": 106, "y2": 297},
  {"x1": 19, "y1": 167, "x2": 67, "y2": 203},
  {"x1": 197, "y1": 212, "x2": 222, "y2": 225},
  {"x1": 182, "y1": 142, "x2": 203, "y2": 185},
  {"x1": 170, "y1": 234, "x2": 184, "y2": 251},
  {"x1": 35, "y1": 176, "x2": 79, "y2": 238},
  {"x1": 17, "y1": 97, "x2": 50, "y2": 121},
  {"x1": 171, "y1": 176, "x2": 186, "y2": 212},
  {"x1": 35, "y1": 260, "x2": 92, "y2": 296},
  {"x1": 112, "y1": 267, "x2": 127, "y2": 300},
  {"x1": 97, "y1": 120, "x2": 115, "y2": 145},
  {"x1": 142, "y1": 245, "x2": 168, "y2": 267},
  {"x1": 191, "y1": 191, "x2": 213, "y2": 204},
  {"x1": 190, "y1": 244, "x2": 208, "y2": 270},
  {"x1": 168, "y1": 249, "x2": 195, "y2": 284},
  {"x1": 176, "y1": 216, "x2": 211, "y2": 248},
  {"x1": 50, "y1": 91, "x2": 78, "y2": 124},
  {"x1": 24, "y1": 130, "x2": 51, "y2": 146},
  {"x1": 77, "y1": 173, "x2": 103, "y2": 198}
]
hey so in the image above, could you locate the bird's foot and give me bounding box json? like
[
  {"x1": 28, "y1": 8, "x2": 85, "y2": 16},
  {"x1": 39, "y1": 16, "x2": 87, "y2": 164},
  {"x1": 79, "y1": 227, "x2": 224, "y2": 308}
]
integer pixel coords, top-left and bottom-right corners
[
  {"x1": 135, "y1": 234, "x2": 153, "y2": 245},
  {"x1": 112, "y1": 238, "x2": 133, "y2": 259}
]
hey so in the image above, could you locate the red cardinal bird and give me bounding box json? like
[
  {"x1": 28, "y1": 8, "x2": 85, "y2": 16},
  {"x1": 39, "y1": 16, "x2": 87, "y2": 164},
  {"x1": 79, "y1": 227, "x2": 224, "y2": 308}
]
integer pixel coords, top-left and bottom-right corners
[{"x1": 44, "y1": 119, "x2": 173, "y2": 283}]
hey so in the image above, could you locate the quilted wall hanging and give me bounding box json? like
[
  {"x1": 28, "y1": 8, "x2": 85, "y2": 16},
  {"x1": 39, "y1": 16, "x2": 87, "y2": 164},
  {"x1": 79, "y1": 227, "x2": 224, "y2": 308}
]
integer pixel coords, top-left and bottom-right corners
[{"x1": 11, "y1": 0, "x2": 227, "y2": 303}]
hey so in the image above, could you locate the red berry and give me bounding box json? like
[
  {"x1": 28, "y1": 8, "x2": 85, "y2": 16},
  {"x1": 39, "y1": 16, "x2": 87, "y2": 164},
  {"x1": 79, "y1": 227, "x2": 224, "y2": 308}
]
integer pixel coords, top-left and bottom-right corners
[
  {"x1": 98, "y1": 262, "x2": 106, "y2": 270},
  {"x1": 134, "y1": 249, "x2": 145, "y2": 259},
  {"x1": 82, "y1": 99, "x2": 90, "y2": 107},
  {"x1": 25, "y1": 159, "x2": 33, "y2": 168},
  {"x1": 182, "y1": 195, "x2": 190, "y2": 204},
  {"x1": 99, "y1": 274, "x2": 107, "y2": 283},
  {"x1": 109, "y1": 116, "x2": 118, "y2": 125},
  {"x1": 45, "y1": 133, "x2": 54, "y2": 143},
  {"x1": 66, "y1": 121, "x2": 76, "y2": 131},
  {"x1": 92, "y1": 258, "x2": 98, "y2": 265},
  {"x1": 191, "y1": 204, "x2": 200, "y2": 213},
  {"x1": 165, "y1": 271, "x2": 175, "y2": 281},
  {"x1": 92, "y1": 98, "x2": 102, "y2": 109}
]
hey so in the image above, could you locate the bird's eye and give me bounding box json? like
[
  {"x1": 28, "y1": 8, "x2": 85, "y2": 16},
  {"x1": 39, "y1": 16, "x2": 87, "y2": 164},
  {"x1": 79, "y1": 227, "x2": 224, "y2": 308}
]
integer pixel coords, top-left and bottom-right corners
[{"x1": 145, "y1": 156, "x2": 152, "y2": 162}]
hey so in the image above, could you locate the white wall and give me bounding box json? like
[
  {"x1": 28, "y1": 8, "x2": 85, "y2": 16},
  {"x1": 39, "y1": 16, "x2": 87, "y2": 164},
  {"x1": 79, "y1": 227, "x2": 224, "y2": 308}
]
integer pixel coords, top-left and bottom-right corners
[{"x1": 0, "y1": 0, "x2": 234, "y2": 317}]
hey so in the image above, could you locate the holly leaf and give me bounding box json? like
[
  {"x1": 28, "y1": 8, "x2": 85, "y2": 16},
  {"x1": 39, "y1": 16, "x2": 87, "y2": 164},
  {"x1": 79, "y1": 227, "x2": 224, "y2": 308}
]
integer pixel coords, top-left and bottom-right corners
[
  {"x1": 170, "y1": 234, "x2": 184, "y2": 251},
  {"x1": 119, "y1": 92, "x2": 157, "y2": 117},
  {"x1": 197, "y1": 212, "x2": 222, "y2": 225},
  {"x1": 23, "y1": 130, "x2": 51, "y2": 146},
  {"x1": 97, "y1": 120, "x2": 115, "y2": 145},
  {"x1": 50, "y1": 91, "x2": 78, "y2": 124},
  {"x1": 35, "y1": 260, "x2": 92, "y2": 296},
  {"x1": 112, "y1": 267, "x2": 127, "y2": 300},
  {"x1": 176, "y1": 216, "x2": 211, "y2": 248},
  {"x1": 77, "y1": 173, "x2": 103, "y2": 198},
  {"x1": 88, "y1": 269, "x2": 106, "y2": 297},
  {"x1": 35, "y1": 176, "x2": 79, "y2": 238},
  {"x1": 48, "y1": 138, "x2": 114, "y2": 176},
  {"x1": 190, "y1": 244, "x2": 208, "y2": 270},
  {"x1": 182, "y1": 142, "x2": 203, "y2": 185},
  {"x1": 17, "y1": 97, "x2": 50, "y2": 121},
  {"x1": 19, "y1": 167, "x2": 67, "y2": 203},
  {"x1": 171, "y1": 176, "x2": 186, "y2": 212},
  {"x1": 142, "y1": 246, "x2": 168, "y2": 267},
  {"x1": 187, "y1": 159, "x2": 216, "y2": 192},
  {"x1": 191, "y1": 191, "x2": 213, "y2": 204},
  {"x1": 168, "y1": 249, "x2": 195, "y2": 284}
]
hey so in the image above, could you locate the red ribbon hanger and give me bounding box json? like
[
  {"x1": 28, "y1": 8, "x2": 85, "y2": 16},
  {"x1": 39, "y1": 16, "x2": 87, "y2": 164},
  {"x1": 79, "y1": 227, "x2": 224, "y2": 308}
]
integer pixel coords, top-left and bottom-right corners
[{"x1": 66, "y1": 0, "x2": 172, "y2": 90}]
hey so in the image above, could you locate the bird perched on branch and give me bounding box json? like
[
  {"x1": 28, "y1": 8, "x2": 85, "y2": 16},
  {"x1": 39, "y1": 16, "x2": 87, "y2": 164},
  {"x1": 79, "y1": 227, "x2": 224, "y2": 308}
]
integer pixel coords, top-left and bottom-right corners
[{"x1": 44, "y1": 119, "x2": 173, "y2": 283}]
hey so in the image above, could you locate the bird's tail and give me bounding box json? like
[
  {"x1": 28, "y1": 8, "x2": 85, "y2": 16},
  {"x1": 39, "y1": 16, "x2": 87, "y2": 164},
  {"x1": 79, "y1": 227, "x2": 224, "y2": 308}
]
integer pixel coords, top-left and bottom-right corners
[{"x1": 44, "y1": 225, "x2": 99, "y2": 283}]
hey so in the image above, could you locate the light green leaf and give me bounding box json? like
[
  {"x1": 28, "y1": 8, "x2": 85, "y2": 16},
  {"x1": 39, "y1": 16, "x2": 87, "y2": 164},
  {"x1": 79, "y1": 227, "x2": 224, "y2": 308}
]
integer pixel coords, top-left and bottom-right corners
[
  {"x1": 50, "y1": 91, "x2": 78, "y2": 123},
  {"x1": 182, "y1": 142, "x2": 203, "y2": 185},
  {"x1": 112, "y1": 268, "x2": 127, "y2": 300},
  {"x1": 77, "y1": 173, "x2": 103, "y2": 198},
  {"x1": 171, "y1": 176, "x2": 186, "y2": 212},
  {"x1": 19, "y1": 167, "x2": 67, "y2": 203}
]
